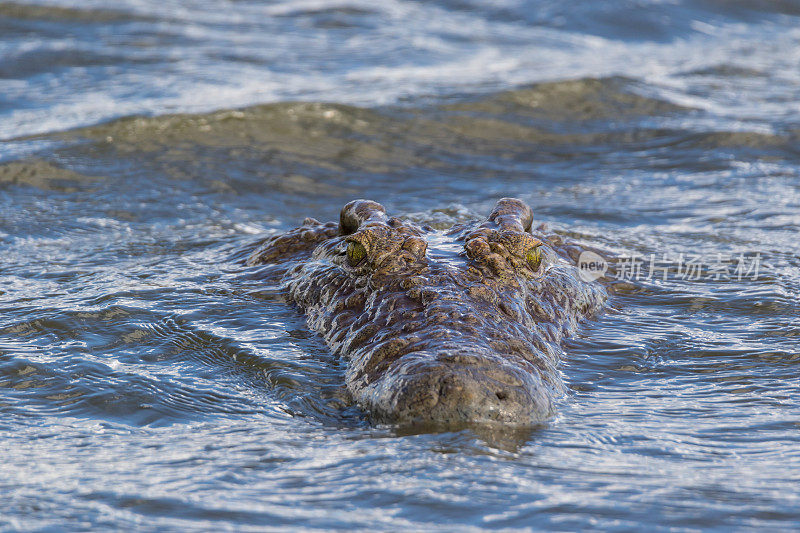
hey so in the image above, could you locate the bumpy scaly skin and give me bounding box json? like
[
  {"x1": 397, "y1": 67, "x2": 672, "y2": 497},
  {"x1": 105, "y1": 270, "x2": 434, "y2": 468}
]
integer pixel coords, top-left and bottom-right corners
[{"x1": 247, "y1": 198, "x2": 606, "y2": 426}]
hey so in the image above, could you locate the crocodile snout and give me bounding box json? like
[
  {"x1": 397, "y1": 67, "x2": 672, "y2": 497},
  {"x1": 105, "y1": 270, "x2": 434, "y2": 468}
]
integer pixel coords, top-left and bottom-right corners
[{"x1": 364, "y1": 355, "x2": 556, "y2": 427}]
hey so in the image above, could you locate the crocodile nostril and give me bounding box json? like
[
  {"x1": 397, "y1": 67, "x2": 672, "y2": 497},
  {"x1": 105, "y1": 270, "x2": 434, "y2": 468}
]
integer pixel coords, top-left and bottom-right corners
[{"x1": 495, "y1": 390, "x2": 508, "y2": 401}]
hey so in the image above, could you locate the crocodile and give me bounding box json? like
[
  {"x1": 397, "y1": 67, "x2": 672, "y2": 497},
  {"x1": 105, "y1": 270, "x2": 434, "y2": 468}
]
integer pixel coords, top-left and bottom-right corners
[{"x1": 247, "y1": 198, "x2": 606, "y2": 427}]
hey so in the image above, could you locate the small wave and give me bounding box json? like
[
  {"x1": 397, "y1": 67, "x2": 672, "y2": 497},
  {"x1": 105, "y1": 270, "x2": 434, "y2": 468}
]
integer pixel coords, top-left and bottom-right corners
[
  {"x1": 0, "y1": 298, "x2": 355, "y2": 426},
  {"x1": 445, "y1": 76, "x2": 691, "y2": 121},
  {"x1": 41, "y1": 77, "x2": 696, "y2": 171},
  {"x1": 0, "y1": 2, "x2": 154, "y2": 23},
  {"x1": 0, "y1": 159, "x2": 103, "y2": 192}
]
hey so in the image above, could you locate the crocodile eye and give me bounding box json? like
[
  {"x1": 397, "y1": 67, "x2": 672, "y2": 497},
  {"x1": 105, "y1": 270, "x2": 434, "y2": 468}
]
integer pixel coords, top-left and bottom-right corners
[
  {"x1": 346, "y1": 241, "x2": 367, "y2": 266},
  {"x1": 525, "y1": 245, "x2": 542, "y2": 270}
]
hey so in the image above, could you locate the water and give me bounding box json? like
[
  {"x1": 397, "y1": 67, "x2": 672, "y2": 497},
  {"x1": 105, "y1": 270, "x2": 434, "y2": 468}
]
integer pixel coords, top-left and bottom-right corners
[{"x1": 1, "y1": 1, "x2": 799, "y2": 530}]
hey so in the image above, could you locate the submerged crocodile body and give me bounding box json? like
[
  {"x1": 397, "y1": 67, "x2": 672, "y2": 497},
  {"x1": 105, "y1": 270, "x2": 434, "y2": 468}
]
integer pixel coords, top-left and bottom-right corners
[{"x1": 247, "y1": 198, "x2": 606, "y2": 427}]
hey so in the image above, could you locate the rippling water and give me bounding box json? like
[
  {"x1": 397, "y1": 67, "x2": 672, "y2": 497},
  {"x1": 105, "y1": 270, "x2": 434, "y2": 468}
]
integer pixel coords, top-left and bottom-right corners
[{"x1": 2, "y1": 1, "x2": 800, "y2": 530}]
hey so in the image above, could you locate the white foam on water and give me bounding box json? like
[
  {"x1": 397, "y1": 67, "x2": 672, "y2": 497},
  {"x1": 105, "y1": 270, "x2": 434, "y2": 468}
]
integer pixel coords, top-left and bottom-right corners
[{"x1": 0, "y1": 0, "x2": 798, "y2": 140}]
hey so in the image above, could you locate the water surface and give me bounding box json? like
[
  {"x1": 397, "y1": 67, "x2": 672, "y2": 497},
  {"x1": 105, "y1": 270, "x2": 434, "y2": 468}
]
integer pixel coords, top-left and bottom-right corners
[{"x1": 1, "y1": 1, "x2": 799, "y2": 530}]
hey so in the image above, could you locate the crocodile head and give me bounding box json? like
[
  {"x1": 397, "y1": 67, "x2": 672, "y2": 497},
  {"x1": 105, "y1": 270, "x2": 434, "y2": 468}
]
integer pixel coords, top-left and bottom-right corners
[{"x1": 247, "y1": 198, "x2": 606, "y2": 427}]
